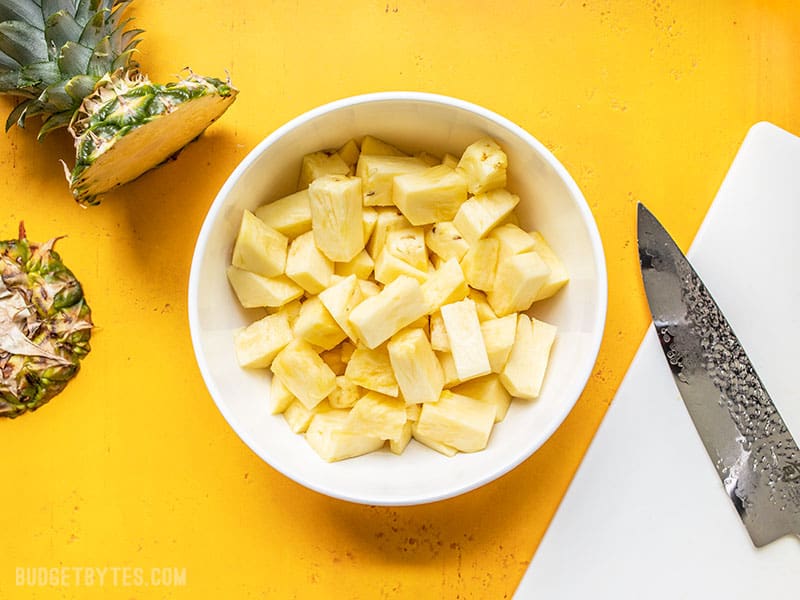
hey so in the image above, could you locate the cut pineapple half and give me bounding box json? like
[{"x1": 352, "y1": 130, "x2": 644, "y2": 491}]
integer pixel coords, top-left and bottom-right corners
[{"x1": 68, "y1": 72, "x2": 237, "y2": 204}]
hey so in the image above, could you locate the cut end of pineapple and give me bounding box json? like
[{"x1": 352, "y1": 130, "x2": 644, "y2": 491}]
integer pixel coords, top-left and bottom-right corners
[{"x1": 69, "y1": 76, "x2": 238, "y2": 205}]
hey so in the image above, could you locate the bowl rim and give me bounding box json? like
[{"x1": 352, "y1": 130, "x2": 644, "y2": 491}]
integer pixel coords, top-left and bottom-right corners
[{"x1": 188, "y1": 91, "x2": 608, "y2": 505}]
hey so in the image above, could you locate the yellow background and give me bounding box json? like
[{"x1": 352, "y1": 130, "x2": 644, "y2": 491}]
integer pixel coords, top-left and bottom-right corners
[{"x1": 1, "y1": 1, "x2": 799, "y2": 598}]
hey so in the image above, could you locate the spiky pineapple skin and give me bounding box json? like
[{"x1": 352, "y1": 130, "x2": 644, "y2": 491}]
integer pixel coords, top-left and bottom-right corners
[{"x1": 0, "y1": 226, "x2": 92, "y2": 418}]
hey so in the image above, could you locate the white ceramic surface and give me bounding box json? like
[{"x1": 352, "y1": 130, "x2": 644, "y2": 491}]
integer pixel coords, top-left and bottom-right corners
[
  {"x1": 188, "y1": 92, "x2": 607, "y2": 505},
  {"x1": 516, "y1": 121, "x2": 800, "y2": 598}
]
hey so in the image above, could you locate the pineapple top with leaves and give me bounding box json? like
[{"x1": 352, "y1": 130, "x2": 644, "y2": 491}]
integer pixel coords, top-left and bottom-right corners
[{"x1": 0, "y1": 0, "x2": 237, "y2": 204}]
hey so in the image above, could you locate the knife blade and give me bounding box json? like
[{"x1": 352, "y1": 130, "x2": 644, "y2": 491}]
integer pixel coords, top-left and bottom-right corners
[{"x1": 637, "y1": 202, "x2": 800, "y2": 548}]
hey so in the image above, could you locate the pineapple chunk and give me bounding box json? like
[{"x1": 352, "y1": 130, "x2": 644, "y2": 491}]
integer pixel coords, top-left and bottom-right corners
[
  {"x1": 500, "y1": 315, "x2": 557, "y2": 399},
  {"x1": 337, "y1": 138, "x2": 361, "y2": 169},
  {"x1": 374, "y1": 247, "x2": 429, "y2": 285},
  {"x1": 479, "y1": 314, "x2": 518, "y2": 373},
  {"x1": 344, "y1": 345, "x2": 399, "y2": 397},
  {"x1": 271, "y1": 339, "x2": 337, "y2": 410},
  {"x1": 500, "y1": 211, "x2": 521, "y2": 227},
  {"x1": 305, "y1": 409, "x2": 384, "y2": 462},
  {"x1": 270, "y1": 298, "x2": 302, "y2": 326},
  {"x1": 355, "y1": 155, "x2": 428, "y2": 206},
  {"x1": 412, "y1": 422, "x2": 459, "y2": 456},
  {"x1": 340, "y1": 340, "x2": 356, "y2": 362},
  {"x1": 284, "y1": 400, "x2": 316, "y2": 433},
  {"x1": 226, "y1": 266, "x2": 303, "y2": 308},
  {"x1": 385, "y1": 227, "x2": 428, "y2": 271},
  {"x1": 233, "y1": 311, "x2": 293, "y2": 369},
  {"x1": 318, "y1": 274, "x2": 365, "y2": 343},
  {"x1": 420, "y1": 257, "x2": 469, "y2": 313},
  {"x1": 435, "y1": 351, "x2": 460, "y2": 388},
  {"x1": 528, "y1": 231, "x2": 570, "y2": 301},
  {"x1": 459, "y1": 237, "x2": 499, "y2": 292},
  {"x1": 335, "y1": 249, "x2": 375, "y2": 280},
  {"x1": 327, "y1": 375, "x2": 362, "y2": 409},
  {"x1": 452, "y1": 189, "x2": 520, "y2": 245},
  {"x1": 308, "y1": 174, "x2": 365, "y2": 262},
  {"x1": 387, "y1": 328, "x2": 444, "y2": 405},
  {"x1": 298, "y1": 150, "x2": 350, "y2": 189},
  {"x1": 415, "y1": 390, "x2": 497, "y2": 452},
  {"x1": 293, "y1": 296, "x2": 347, "y2": 351},
  {"x1": 441, "y1": 153, "x2": 460, "y2": 169},
  {"x1": 254, "y1": 189, "x2": 312, "y2": 239},
  {"x1": 452, "y1": 374, "x2": 512, "y2": 422},
  {"x1": 362, "y1": 206, "x2": 378, "y2": 244},
  {"x1": 346, "y1": 391, "x2": 406, "y2": 440},
  {"x1": 425, "y1": 221, "x2": 469, "y2": 262},
  {"x1": 415, "y1": 151, "x2": 441, "y2": 166},
  {"x1": 320, "y1": 347, "x2": 348, "y2": 375},
  {"x1": 468, "y1": 289, "x2": 498, "y2": 322},
  {"x1": 429, "y1": 311, "x2": 450, "y2": 351},
  {"x1": 389, "y1": 421, "x2": 413, "y2": 455},
  {"x1": 360, "y1": 135, "x2": 406, "y2": 156},
  {"x1": 406, "y1": 403, "x2": 422, "y2": 421},
  {"x1": 269, "y1": 375, "x2": 295, "y2": 415},
  {"x1": 285, "y1": 230, "x2": 334, "y2": 294},
  {"x1": 440, "y1": 299, "x2": 491, "y2": 382},
  {"x1": 456, "y1": 137, "x2": 508, "y2": 194},
  {"x1": 231, "y1": 210, "x2": 288, "y2": 277},
  {"x1": 347, "y1": 275, "x2": 429, "y2": 349},
  {"x1": 366, "y1": 208, "x2": 411, "y2": 258},
  {"x1": 392, "y1": 165, "x2": 468, "y2": 225},
  {"x1": 489, "y1": 223, "x2": 536, "y2": 261},
  {"x1": 487, "y1": 251, "x2": 551, "y2": 317},
  {"x1": 358, "y1": 278, "x2": 381, "y2": 298}
]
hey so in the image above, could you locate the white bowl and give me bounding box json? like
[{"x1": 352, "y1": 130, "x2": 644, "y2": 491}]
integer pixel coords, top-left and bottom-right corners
[{"x1": 188, "y1": 92, "x2": 607, "y2": 505}]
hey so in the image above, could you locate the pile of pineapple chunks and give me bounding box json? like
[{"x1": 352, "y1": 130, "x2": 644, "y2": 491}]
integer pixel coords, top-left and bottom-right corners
[{"x1": 226, "y1": 135, "x2": 569, "y2": 462}]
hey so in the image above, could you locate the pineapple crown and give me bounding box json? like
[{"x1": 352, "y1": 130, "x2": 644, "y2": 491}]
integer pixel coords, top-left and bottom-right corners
[{"x1": 0, "y1": 0, "x2": 142, "y2": 138}]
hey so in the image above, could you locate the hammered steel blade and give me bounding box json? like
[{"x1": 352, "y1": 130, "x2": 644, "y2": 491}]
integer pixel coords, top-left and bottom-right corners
[{"x1": 637, "y1": 202, "x2": 800, "y2": 547}]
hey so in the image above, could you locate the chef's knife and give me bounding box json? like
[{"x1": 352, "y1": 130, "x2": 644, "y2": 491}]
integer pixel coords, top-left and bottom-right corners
[{"x1": 637, "y1": 202, "x2": 800, "y2": 548}]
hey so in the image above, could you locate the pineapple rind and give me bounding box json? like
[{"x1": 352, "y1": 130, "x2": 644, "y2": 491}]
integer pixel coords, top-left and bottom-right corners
[{"x1": 0, "y1": 227, "x2": 93, "y2": 418}]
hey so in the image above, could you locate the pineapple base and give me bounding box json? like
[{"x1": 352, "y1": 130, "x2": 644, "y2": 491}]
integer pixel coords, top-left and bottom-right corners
[{"x1": 0, "y1": 226, "x2": 92, "y2": 418}]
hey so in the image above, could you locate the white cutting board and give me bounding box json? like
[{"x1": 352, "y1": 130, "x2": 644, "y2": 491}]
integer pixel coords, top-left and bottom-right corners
[{"x1": 515, "y1": 121, "x2": 800, "y2": 599}]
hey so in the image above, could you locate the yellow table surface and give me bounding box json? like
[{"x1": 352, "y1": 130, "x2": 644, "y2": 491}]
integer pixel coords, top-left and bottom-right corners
[{"x1": 2, "y1": 1, "x2": 799, "y2": 598}]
